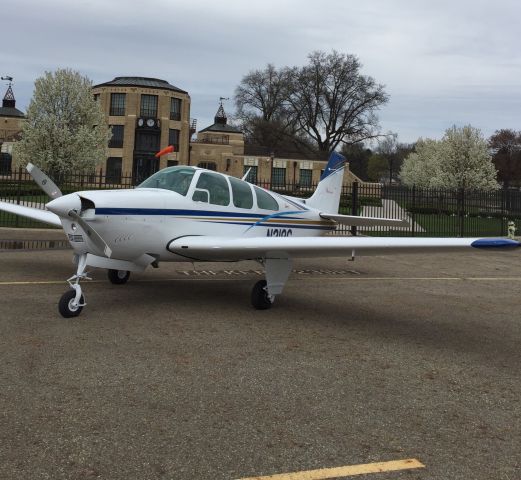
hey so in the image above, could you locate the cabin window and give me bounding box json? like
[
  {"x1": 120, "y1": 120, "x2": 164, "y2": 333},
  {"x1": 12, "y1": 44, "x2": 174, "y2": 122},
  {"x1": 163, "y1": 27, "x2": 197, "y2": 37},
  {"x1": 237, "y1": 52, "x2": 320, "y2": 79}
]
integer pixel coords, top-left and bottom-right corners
[
  {"x1": 229, "y1": 176, "x2": 253, "y2": 209},
  {"x1": 253, "y1": 186, "x2": 279, "y2": 211},
  {"x1": 194, "y1": 172, "x2": 230, "y2": 206}
]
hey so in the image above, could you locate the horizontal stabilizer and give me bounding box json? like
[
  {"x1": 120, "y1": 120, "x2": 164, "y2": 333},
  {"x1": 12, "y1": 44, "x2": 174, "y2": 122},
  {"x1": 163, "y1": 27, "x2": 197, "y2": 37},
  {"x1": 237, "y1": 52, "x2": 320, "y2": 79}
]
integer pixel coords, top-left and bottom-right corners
[
  {"x1": 0, "y1": 201, "x2": 61, "y2": 227},
  {"x1": 320, "y1": 212, "x2": 409, "y2": 228}
]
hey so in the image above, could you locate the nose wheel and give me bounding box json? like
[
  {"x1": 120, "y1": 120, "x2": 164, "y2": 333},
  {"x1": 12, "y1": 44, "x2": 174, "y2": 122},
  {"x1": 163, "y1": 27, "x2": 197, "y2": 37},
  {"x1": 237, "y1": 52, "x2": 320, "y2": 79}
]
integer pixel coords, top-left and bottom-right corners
[
  {"x1": 58, "y1": 253, "x2": 89, "y2": 318},
  {"x1": 59, "y1": 289, "x2": 85, "y2": 318}
]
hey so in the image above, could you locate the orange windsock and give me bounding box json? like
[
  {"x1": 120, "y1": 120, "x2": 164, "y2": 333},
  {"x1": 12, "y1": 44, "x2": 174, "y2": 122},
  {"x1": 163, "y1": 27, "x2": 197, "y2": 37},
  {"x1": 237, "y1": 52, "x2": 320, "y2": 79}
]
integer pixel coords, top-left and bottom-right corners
[{"x1": 155, "y1": 145, "x2": 175, "y2": 158}]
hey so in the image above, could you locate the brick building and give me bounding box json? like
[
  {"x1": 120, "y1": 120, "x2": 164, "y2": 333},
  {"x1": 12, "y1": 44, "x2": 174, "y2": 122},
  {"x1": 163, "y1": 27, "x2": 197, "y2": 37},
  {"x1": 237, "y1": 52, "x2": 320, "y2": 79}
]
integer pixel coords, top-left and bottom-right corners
[{"x1": 92, "y1": 77, "x2": 192, "y2": 183}]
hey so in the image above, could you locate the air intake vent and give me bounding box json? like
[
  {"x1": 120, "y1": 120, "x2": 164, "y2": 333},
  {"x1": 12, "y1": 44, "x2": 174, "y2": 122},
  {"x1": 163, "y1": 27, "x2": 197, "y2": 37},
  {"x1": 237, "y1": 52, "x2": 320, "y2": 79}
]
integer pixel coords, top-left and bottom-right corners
[{"x1": 80, "y1": 197, "x2": 95, "y2": 210}]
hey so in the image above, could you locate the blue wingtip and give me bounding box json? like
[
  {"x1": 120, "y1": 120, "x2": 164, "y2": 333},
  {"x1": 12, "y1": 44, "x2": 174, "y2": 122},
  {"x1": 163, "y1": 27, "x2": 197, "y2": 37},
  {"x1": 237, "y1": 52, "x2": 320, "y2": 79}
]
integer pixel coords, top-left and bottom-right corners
[{"x1": 471, "y1": 238, "x2": 520, "y2": 249}]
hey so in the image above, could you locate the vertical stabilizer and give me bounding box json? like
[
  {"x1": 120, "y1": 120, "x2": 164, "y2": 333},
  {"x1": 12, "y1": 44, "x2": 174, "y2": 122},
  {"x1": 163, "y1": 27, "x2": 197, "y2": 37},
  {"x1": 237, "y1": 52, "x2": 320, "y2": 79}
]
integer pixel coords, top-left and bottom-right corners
[{"x1": 306, "y1": 152, "x2": 346, "y2": 213}]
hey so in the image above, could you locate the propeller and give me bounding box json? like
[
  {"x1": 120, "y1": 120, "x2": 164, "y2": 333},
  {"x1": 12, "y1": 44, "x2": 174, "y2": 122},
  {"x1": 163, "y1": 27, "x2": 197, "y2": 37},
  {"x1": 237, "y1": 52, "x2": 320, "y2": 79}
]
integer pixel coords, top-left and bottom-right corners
[
  {"x1": 28, "y1": 162, "x2": 112, "y2": 258},
  {"x1": 26, "y1": 163, "x2": 62, "y2": 199}
]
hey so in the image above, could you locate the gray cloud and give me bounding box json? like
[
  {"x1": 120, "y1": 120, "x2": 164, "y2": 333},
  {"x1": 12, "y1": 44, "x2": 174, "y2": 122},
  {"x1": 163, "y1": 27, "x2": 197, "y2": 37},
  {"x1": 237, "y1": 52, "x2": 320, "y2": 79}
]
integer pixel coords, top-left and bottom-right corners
[{"x1": 1, "y1": 0, "x2": 520, "y2": 143}]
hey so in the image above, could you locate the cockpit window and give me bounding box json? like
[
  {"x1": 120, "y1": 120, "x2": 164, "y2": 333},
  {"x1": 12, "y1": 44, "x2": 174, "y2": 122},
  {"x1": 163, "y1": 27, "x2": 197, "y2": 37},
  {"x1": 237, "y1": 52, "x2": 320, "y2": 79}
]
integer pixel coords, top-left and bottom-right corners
[
  {"x1": 137, "y1": 167, "x2": 195, "y2": 196},
  {"x1": 253, "y1": 186, "x2": 279, "y2": 211}
]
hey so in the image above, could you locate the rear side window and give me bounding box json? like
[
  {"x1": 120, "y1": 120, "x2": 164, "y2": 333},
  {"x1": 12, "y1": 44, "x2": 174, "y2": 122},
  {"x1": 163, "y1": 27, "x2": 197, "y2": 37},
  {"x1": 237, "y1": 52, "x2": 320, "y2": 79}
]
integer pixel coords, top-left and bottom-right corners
[
  {"x1": 194, "y1": 172, "x2": 230, "y2": 206},
  {"x1": 229, "y1": 177, "x2": 253, "y2": 209},
  {"x1": 254, "y1": 186, "x2": 279, "y2": 211}
]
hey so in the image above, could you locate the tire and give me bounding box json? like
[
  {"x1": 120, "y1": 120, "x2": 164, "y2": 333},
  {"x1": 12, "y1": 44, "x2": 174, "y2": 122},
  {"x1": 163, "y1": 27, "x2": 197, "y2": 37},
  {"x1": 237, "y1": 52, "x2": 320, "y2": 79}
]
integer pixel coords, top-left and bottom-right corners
[
  {"x1": 58, "y1": 290, "x2": 84, "y2": 318},
  {"x1": 108, "y1": 269, "x2": 130, "y2": 285},
  {"x1": 251, "y1": 280, "x2": 274, "y2": 310}
]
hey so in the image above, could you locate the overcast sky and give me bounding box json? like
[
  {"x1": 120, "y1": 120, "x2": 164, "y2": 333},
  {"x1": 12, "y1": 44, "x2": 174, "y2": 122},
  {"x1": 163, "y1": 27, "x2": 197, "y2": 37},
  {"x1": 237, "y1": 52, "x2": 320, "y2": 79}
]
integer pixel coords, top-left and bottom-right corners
[{"x1": 2, "y1": 0, "x2": 520, "y2": 144}]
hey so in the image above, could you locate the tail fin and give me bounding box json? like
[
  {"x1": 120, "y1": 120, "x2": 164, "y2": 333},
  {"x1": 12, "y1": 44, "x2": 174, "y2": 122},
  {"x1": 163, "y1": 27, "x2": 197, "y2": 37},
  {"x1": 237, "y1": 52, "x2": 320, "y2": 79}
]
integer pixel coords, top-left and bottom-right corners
[{"x1": 306, "y1": 152, "x2": 346, "y2": 213}]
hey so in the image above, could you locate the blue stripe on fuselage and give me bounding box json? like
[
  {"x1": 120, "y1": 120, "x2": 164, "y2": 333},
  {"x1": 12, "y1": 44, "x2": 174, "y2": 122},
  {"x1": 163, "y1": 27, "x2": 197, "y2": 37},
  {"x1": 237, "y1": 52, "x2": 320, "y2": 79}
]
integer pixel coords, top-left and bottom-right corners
[
  {"x1": 205, "y1": 220, "x2": 334, "y2": 230},
  {"x1": 95, "y1": 207, "x2": 303, "y2": 219}
]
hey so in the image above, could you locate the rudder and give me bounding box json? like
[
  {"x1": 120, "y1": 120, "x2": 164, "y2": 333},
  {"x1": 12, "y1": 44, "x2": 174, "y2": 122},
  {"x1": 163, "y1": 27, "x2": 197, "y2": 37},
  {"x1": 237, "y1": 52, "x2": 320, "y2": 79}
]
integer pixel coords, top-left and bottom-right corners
[{"x1": 306, "y1": 152, "x2": 346, "y2": 214}]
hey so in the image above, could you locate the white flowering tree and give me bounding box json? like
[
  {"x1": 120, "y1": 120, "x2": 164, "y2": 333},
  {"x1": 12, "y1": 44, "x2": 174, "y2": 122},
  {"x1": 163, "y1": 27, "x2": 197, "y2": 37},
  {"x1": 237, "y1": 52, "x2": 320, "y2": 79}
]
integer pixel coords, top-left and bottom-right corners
[
  {"x1": 400, "y1": 125, "x2": 499, "y2": 190},
  {"x1": 13, "y1": 69, "x2": 110, "y2": 178}
]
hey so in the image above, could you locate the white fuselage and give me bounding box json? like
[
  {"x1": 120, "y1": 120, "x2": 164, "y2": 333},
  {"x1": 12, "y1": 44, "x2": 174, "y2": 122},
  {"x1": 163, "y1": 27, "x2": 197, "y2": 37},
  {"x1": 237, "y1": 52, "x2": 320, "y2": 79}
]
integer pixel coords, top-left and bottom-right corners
[{"x1": 58, "y1": 183, "x2": 335, "y2": 263}]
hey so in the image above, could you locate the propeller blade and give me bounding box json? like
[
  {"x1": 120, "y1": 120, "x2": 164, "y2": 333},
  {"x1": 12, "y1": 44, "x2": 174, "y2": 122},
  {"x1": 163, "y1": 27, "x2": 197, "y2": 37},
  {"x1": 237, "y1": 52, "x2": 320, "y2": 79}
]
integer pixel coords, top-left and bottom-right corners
[
  {"x1": 26, "y1": 163, "x2": 62, "y2": 199},
  {"x1": 68, "y1": 210, "x2": 112, "y2": 258}
]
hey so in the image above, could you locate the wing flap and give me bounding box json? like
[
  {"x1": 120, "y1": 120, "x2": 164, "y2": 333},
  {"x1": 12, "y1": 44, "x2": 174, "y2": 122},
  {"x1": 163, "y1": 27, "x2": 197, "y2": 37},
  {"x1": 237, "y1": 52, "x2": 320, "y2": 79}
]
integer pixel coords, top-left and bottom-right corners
[
  {"x1": 168, "y1": 235, "x2": 519, "y2": 262},
  {"x1": 0, "y1": 201, "x2": 62, "y2": 227},
  {"x1": 321, "y1": 212, "x2": 410, "y2": 228}
]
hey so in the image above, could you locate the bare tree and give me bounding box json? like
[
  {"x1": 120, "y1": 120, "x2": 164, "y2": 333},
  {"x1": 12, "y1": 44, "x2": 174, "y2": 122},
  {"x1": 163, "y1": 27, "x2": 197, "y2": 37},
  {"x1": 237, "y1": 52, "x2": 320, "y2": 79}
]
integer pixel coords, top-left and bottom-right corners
[
  {"x1": 234, "y1": 64, "x2": 304, "y2": 153},
  {"x1": 234, "y1": 51, "x2": 388, "y2": 158},
  {"x1": 489, "y1": 129, "x2": 521, "y2": 187},
  {"x1": 287, "y1": 51, "x2": 388, "y2": 155}
]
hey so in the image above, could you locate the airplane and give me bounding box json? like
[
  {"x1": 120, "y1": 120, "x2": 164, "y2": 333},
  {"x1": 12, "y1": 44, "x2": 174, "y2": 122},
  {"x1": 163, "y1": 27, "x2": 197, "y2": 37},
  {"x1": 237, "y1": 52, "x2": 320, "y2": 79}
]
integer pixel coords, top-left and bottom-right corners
[{"x1": 0, "y1": 151, "x2": 519, "y2": 318}]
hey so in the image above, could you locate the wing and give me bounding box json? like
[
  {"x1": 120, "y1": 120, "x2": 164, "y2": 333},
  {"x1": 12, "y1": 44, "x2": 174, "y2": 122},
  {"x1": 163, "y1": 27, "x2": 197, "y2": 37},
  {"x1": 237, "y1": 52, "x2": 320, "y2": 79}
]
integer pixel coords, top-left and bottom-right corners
[
  {"x1": 168, "y1": 235, "x2": 520, "y2": 261},
  {"x1": 0, "y1": 201, "x2": 62, "y2": 227}
]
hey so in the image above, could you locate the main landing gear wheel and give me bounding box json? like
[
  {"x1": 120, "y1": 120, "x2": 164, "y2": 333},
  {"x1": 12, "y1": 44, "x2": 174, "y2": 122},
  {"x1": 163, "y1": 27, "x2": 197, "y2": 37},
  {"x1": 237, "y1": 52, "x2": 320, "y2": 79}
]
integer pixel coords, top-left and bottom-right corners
[
  {"x1": 58, "y1": 290, "x2": 85, "y2": 318},
  {"x1": 251, "y1": 280, "x2": 274, "y2": 310},
  {"x1": 108, "y1": 269, "x2": 130, "y2": 285}
]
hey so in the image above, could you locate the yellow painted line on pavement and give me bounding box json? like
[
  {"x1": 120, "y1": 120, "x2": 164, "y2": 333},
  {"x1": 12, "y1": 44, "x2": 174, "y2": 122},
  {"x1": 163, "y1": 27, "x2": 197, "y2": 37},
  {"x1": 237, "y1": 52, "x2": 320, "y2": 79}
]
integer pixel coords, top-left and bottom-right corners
[
  {"x1": 299, "y1": 276, "x2": 521, "y2": 281},
  {"x1": 1, "y1": 277, "x2": 521, "y2": 286},
  {"x1": 236, "y1": 458, "x2": 424, "y2": 480}
]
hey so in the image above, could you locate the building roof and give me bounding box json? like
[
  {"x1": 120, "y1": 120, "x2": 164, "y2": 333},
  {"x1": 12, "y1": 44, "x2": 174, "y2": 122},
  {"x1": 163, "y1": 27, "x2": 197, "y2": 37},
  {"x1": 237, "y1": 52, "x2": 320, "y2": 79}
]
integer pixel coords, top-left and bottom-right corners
[
  {"x1": 199, "y1": 102, "x2": 242, "y2": 134},
  {"x1": 0, "y1": 106, "x2": 25, "y2": 118},
  {"x1": 93, "y1": 76, "x2": 188, "y2": 94}
]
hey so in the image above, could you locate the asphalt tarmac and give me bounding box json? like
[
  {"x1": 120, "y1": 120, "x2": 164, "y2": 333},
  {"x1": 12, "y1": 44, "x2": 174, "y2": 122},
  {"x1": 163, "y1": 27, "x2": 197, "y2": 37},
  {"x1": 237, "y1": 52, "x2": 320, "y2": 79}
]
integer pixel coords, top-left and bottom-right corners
[{"x1": 0, "y1": 248, "x2": 520, "y2": 480}]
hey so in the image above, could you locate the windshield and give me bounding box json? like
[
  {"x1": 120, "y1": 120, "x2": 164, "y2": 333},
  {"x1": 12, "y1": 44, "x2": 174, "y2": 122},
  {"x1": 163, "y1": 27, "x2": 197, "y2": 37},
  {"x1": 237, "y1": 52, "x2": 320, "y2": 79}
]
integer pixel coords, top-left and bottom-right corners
[{"x1": 137, "y1": 167, "x2": 195, "y2": 196}]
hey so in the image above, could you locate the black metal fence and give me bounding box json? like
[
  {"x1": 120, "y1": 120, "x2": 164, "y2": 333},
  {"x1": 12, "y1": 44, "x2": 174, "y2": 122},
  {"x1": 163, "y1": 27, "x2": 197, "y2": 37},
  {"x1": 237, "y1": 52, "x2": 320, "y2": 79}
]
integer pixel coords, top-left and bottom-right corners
[{"x1": 1, "y1": 168, "x2": 520, "y2": 237}]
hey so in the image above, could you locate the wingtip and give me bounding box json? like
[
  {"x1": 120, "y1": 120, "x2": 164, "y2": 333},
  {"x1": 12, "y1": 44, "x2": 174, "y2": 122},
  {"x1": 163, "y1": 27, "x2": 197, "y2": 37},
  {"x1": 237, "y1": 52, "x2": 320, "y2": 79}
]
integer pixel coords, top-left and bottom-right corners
[{"x1": 471, "y1": 238, "x2": 520, "y2": 249}]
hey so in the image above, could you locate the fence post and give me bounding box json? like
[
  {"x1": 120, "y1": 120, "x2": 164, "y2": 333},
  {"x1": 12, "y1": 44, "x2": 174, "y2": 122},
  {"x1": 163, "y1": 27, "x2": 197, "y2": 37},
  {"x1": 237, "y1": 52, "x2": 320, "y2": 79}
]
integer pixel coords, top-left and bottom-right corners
[
  {"x1": 16, "y1": 167, "x2": 22, "y2": 227},
  {"x1": 501, "y1": 187, "x2": 507, "y2": 236},
  {"x1": 351, "y1": 181, "x2": 359, "y2": 236},
  {"x1": 98, "y1": 168, "x2": 103, "y2": 189},
  {"x1": 458, "y1": 187, "x2": 465, "y2": 237},
  {"x1": 411, "y1": 185, "x2": 416, "y2": 237}
]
